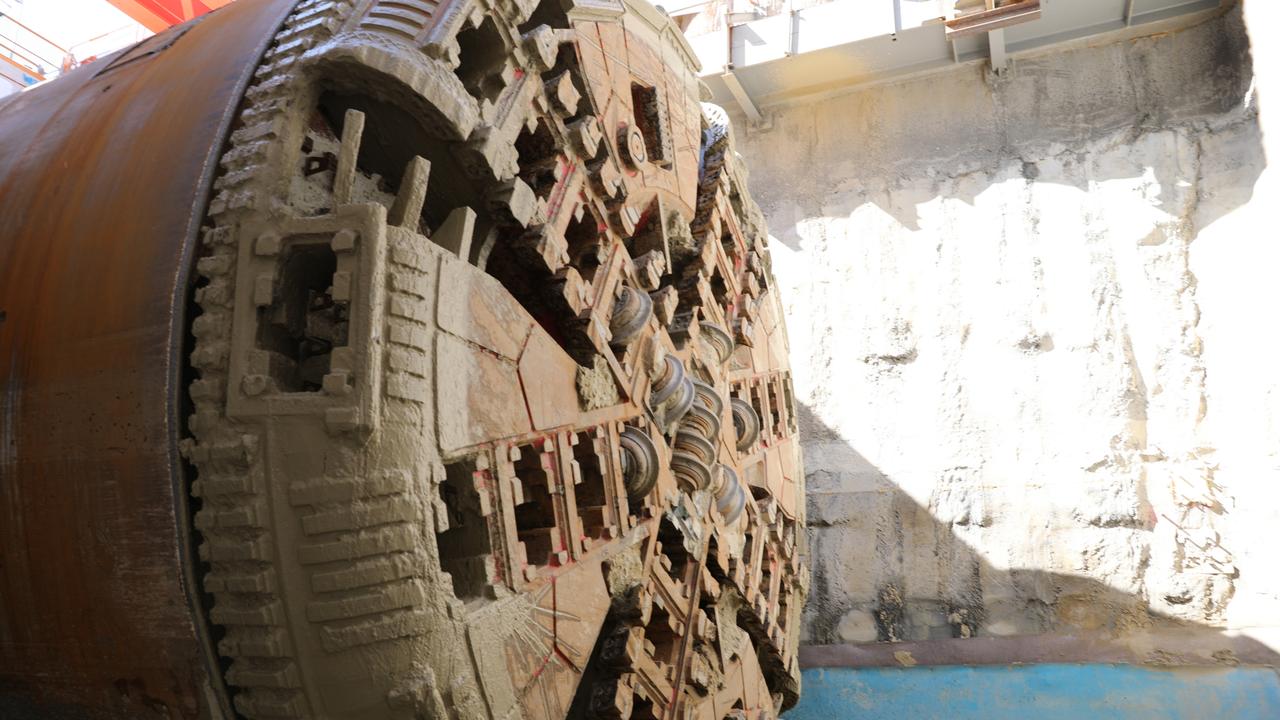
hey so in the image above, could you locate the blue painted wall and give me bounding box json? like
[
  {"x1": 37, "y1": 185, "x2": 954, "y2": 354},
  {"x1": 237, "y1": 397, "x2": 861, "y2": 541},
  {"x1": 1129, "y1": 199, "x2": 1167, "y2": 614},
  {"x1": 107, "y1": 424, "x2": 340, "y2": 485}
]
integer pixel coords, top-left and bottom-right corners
[{"x1": 786, "y1": 664, "x2": 1280, "y2": 720}]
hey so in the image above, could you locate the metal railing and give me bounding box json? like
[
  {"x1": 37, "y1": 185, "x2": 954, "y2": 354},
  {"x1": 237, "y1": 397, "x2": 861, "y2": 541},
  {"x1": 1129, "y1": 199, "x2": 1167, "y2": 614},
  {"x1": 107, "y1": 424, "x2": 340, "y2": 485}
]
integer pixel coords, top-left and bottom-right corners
[{"x1": 0, "y1": 12, "x2": 71, "y2": 84}]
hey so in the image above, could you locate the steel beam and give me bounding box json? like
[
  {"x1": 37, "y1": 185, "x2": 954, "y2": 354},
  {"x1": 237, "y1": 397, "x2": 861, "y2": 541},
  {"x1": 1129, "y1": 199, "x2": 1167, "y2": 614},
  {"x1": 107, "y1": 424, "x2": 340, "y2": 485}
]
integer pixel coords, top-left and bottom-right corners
[
  {"x1": 722, "y1": 67, "x2": 763, "y2": 123},
  {"x1": 945, "y1": 0, "x2": 1041, "y2": 40},
  {"x1": 988, "y1": 27, "x2": 1007, "y2": 71},
  {"x1": 105, "y1": 0, "x2": 219, "y2": 32}
]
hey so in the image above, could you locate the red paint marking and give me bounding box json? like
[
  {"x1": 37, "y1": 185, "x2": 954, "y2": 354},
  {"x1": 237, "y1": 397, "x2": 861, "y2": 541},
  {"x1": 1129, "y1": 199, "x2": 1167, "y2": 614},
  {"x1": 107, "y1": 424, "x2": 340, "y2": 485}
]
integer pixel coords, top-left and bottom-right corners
[
  {"x1": 513, "y1": 329, "x2": 539, "y2": 430},
  {"x1": 526, "y1": 574, "x2": 559, "y2": 681},
  {"x1": 546, "y1": 157, "x2": 578, "y2": 218},
  {"x1": 548, "y1": 574, "x2": 580, "y2": 671},
  {"x1": 523, "y1": 574, "x2": 581, "y2": 683}
]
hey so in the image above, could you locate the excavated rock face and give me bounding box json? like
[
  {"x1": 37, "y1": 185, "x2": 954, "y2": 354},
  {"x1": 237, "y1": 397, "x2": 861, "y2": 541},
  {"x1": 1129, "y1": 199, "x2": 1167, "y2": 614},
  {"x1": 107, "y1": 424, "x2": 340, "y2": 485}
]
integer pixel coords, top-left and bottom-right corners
[{"x1": 185, "y1": 0, "x2": 806, "y2": 717}]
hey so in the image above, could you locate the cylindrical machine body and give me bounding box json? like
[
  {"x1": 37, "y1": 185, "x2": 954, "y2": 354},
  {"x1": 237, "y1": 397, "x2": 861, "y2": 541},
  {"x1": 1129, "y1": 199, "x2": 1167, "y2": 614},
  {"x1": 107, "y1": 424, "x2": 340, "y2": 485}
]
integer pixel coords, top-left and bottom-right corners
[
  {"x1": 0, "y1": 1, "x2": 809, "y2": 718},
  {"x1": 0, "y1": 2, "x2": 293, "y2": 716}
]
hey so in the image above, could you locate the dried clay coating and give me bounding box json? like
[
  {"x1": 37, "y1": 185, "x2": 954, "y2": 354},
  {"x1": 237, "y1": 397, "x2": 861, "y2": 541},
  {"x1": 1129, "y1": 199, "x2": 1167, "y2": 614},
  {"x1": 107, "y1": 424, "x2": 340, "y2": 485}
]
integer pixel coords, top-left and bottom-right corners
[{"x1": 184, "y1": 0, "x2": 807, "y2": 717}]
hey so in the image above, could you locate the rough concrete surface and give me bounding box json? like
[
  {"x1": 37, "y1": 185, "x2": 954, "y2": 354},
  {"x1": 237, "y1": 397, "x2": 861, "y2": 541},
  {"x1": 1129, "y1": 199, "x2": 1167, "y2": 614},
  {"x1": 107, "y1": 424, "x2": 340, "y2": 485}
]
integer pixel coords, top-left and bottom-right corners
[{"x1": 731, "y1": 4, "x2": 1280, "y2": 659}]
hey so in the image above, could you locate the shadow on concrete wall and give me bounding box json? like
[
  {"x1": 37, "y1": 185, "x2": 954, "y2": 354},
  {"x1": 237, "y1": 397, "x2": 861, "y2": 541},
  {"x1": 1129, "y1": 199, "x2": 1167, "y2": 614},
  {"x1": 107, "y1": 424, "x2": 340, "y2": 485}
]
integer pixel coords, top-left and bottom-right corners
[{"x1": 795, "y1": 402, "x2": 1280, "y2": 669}]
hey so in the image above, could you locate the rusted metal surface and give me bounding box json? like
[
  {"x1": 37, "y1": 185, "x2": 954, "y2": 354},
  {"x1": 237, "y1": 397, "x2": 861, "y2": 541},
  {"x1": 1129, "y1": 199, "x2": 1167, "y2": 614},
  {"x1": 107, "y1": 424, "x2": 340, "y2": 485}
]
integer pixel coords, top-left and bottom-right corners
[
  {"x1": 0, "y1": 0, "x2": 294, "y2": 716},
  {"x1": 0, "y1": 0, "x2": 806, "y2": 717},
  {"x1": 944, "y1": 0, "x2": 1042, "y2": 39}
]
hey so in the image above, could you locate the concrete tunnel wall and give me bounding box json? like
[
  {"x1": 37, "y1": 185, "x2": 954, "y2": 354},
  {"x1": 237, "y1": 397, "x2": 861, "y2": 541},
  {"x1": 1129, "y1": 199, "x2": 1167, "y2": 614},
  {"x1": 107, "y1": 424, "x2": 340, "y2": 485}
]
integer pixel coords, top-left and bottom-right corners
[{"x1": 718, "y1": 2, "x2": 1280, "y2": 708}]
